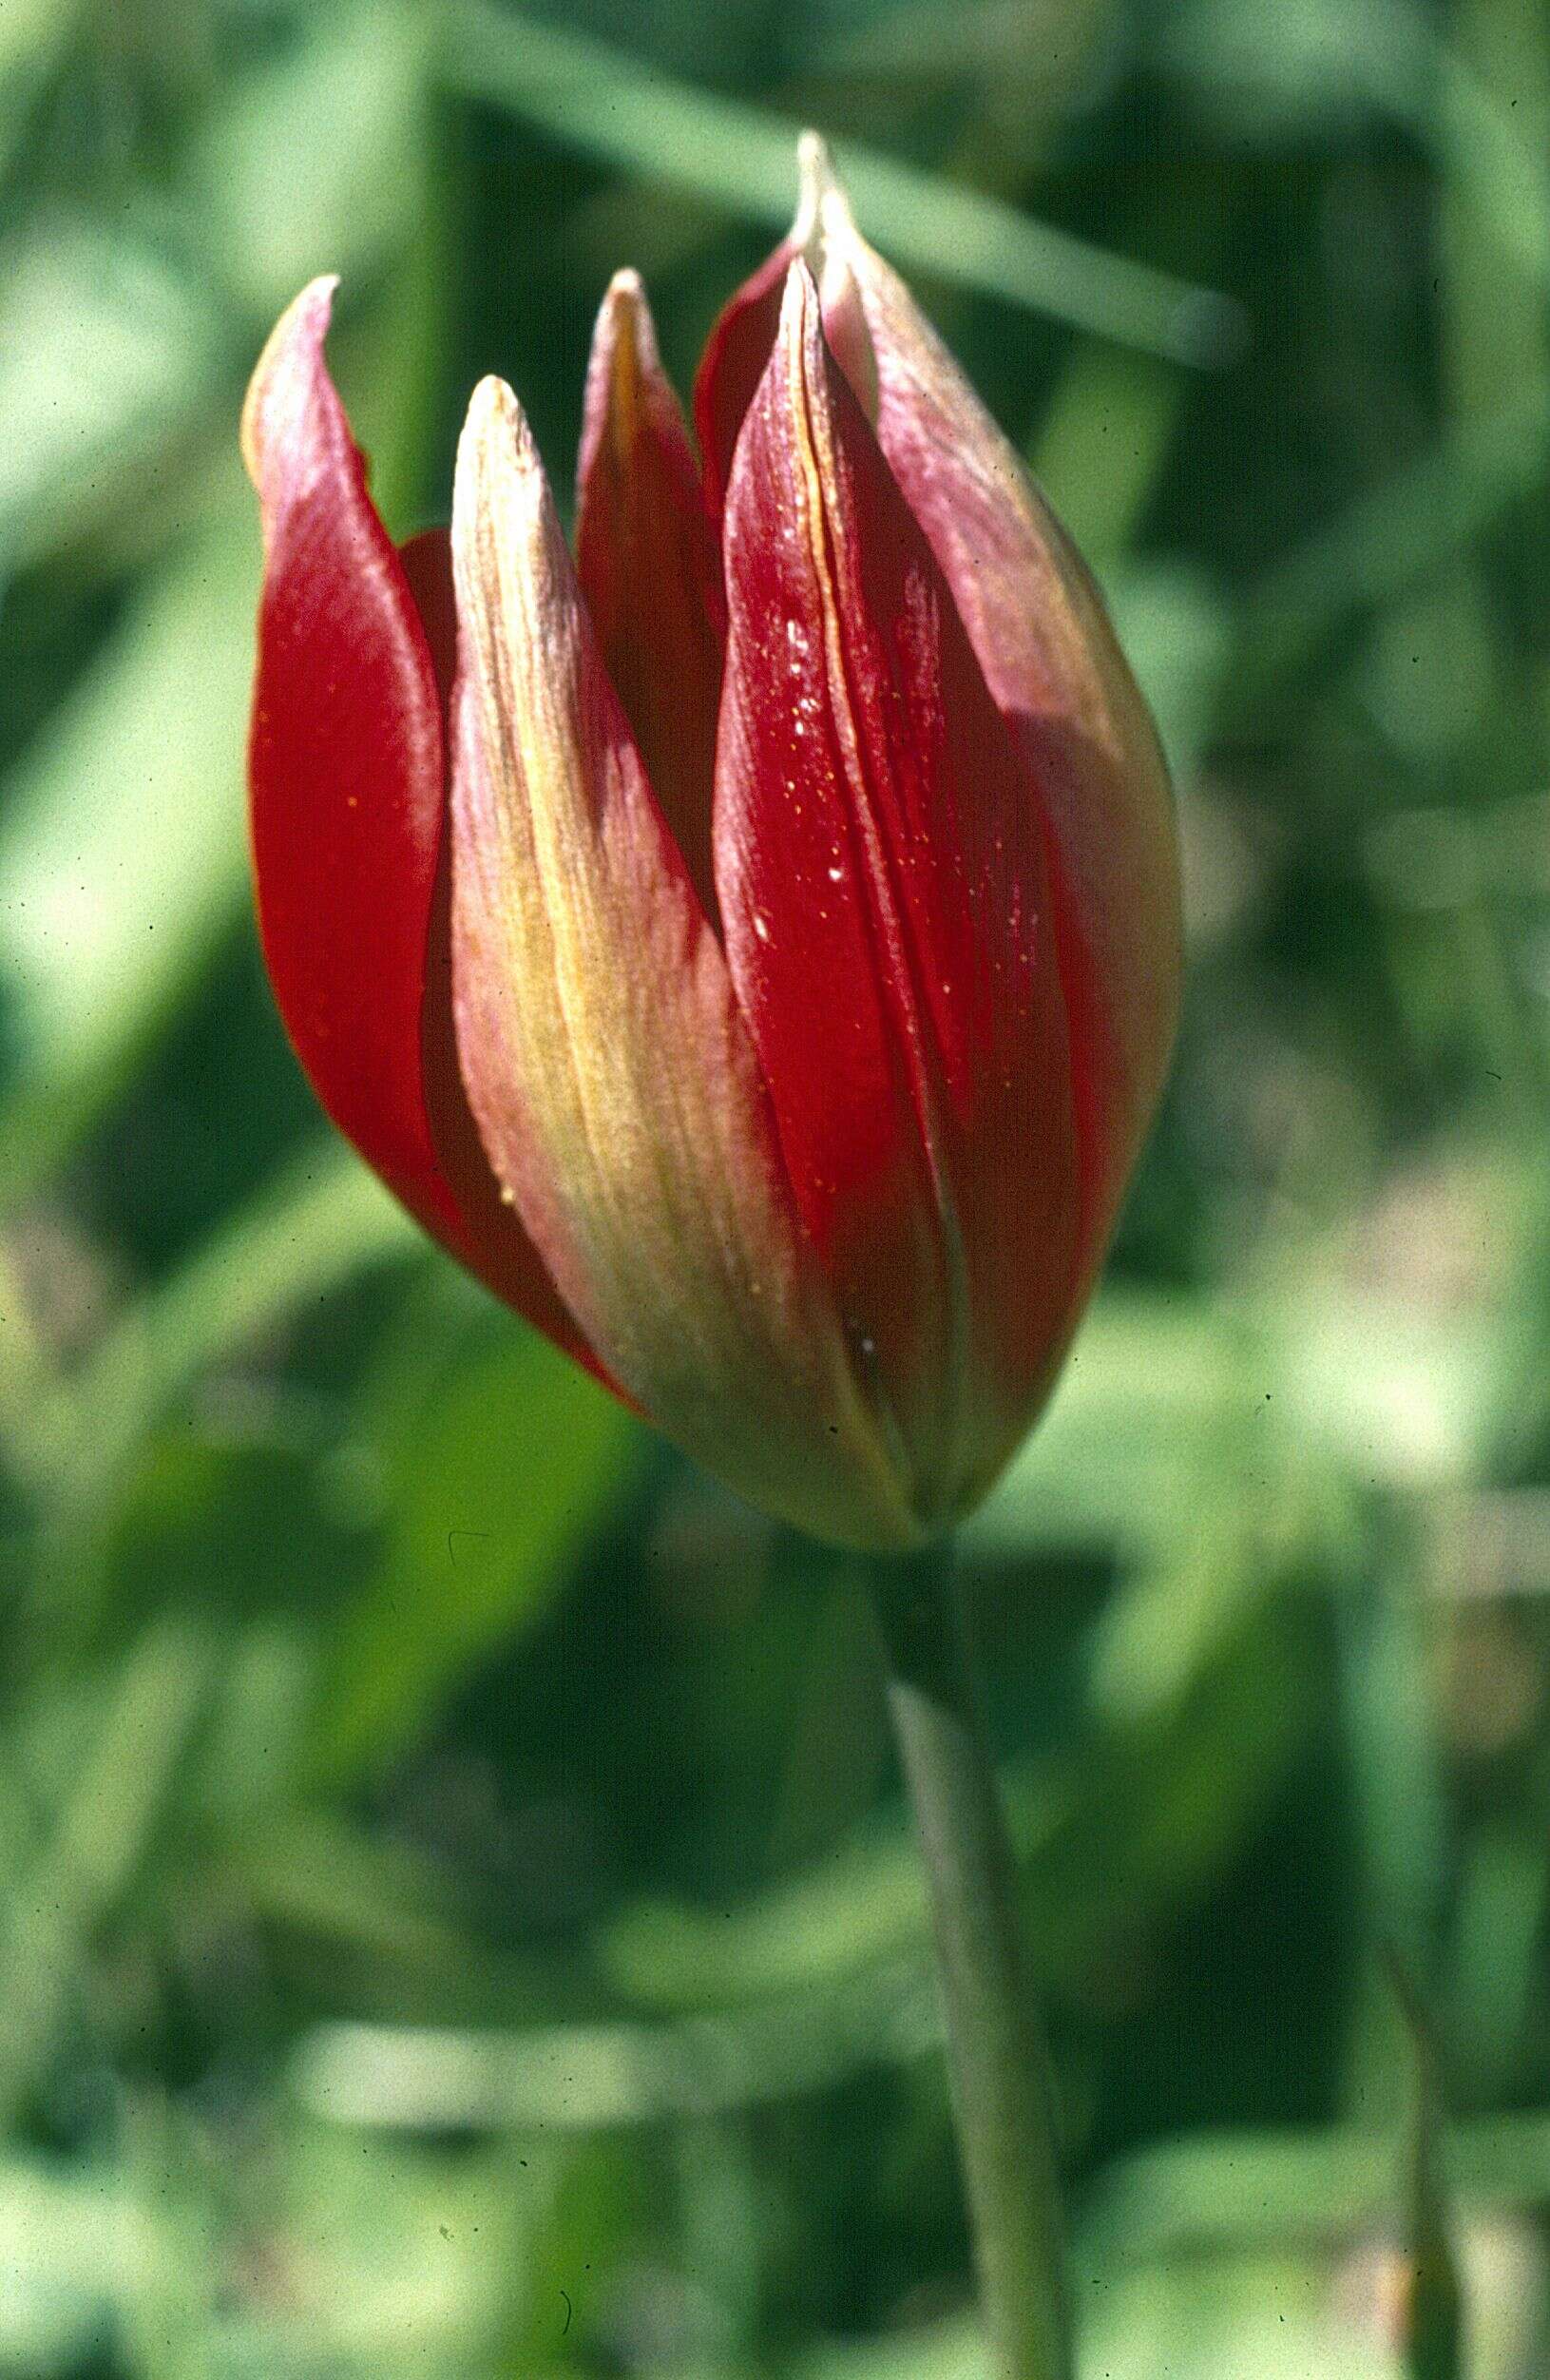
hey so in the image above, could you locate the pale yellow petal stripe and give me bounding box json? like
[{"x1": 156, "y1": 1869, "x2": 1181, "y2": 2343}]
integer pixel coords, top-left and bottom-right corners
[{"x1": 449, "y1": 376, "x2": 915, "y2": 1549}]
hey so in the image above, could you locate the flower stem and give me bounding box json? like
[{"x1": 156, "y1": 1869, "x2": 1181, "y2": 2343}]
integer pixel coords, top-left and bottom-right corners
[{"x1": 866, "y1": 1540, "x2": 1071, "y2": 2380}]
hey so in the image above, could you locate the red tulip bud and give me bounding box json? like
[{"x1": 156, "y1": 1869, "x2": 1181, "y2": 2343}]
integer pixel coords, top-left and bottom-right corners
[{"x1": 241, "y1": 141, "x2": 1180, "y2": 1549}]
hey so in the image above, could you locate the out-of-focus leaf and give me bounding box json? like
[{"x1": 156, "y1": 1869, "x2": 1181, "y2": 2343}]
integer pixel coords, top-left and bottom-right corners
[
  {"x1": 1437, "y1": 0, "x2": 1550, "y2": 438},
  {"x1": 47, "y1": 1145, "x2": 417, "y2": 1497},
  {"x1": 1083, "y1": 2107, "x2": 1550, "y2": 2266},
  {"x1": 440, "y1": 0, "x2": 1242, "y2": 364},
  {"x1": 604, "y1": 1586, "x2": 1309, "y2": 2015},
  {"x1": 0, "y1": 486, "x2": 256, "y2": 1200},
  {"x1": 1166, "y1": 0, "x2": 1550, "y2": 297},
  {"x1": 1160, "y1": 0, "x2": 1432, "y2": 134},
  {"x1": 796, "y1": 2213, "x2": 1543, "y2": 2380},
  {"x1": 1029, "y1": 349, "x2": 1232, "y2": 777},
  {"x1": 0, "y1": 215, "x2": 222, "y2": 570},
  {"x1": 978, "y1": 1270, "x2": 1528, "y2": 1583},
  {"x1": 1234, "y1": 397, "x2": 1550, "y2": 708},
  {"x1": 1030, "y1": 346, "x2": 1185, "y2": 567},
  {"x1": 1104, "y1": 560, "x2": 1232, "y2": 784},
  {"x1": 0, "y1": 2157, "x2": 144, "y2": 2373},
  {"x1": 1288, "y1": 1293, "x2": 1527, "y2": 1490},
  {"x1": 0, "y1": 1617, "x2": 218, "y2": 2124},
  {"x1": 0, "y1": 6, "x2": 437, "y2": 578},
  {"x1": 969, "y1": 1290, "x2": 1276, "y2": 1559},
  {"x1": 0, "y1": 0, "x2": 88, "y2": 185},
  {"x1": 183, "y1": 0, "x2": 432, "y2": 317},
  {"x1": 292, "y1": 1961, "x2": 938, "y2": 2133},
  {"x1": 812, "y1": 0, "x2": 1110, "y2": 90},
  {"x1": 228, "y1": 1807, "x2": 492, "y2": 1976},
  {"x1": 1391, "y1": 1964, "x2": 1464, "y2": 2380},
  {"x1": 0, "y1": 2127, "x2": 537, "y2": 2375},
  {"x1": 796, "y1": 2318, "x2": 986, "y2": 2380},
  {"x1": 317, "y1": 1330, "x2": 638, "y2": 1775},
  {"x1": 1082, "y1": 2276, "x2": 1398, "y2": 2380}
]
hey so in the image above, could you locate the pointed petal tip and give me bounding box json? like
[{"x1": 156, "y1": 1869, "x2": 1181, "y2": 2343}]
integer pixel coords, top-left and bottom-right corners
[
  {"x1": 463, "y1": 370, "x2": 518, "y2": 437},
  {"x1": 794, "y1": 131, "x2": 829, "y2": 240},
  {"x1": 721, "y1": 260, "x2": 837, "y2": 527},
  {"x1": 576, "y1": 257, "x2": 725, "y2": 916},
  {"x1": 795, "y1": 130, "x2": 856, "y2": 246},
  {"x1": 240, "y1": 274, "x2": 342, "y2": 494},
  {"x1": 771, "y1": 251, "x2": 874, "y2": 421},
  {"x1": 603, "y1": 264, "x2": 646, "y2": 310},
  {"x1": 458, "y1": 374, "x2": 545, "y2": 504},
  {"x1": 584, "y1": 270, "x2": 660, "y2": 441}
]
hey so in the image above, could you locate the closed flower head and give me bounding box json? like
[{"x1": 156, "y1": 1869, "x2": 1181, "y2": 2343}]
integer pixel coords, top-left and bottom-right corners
[{"x1": 242, "y1": 137, "x2": 1181, "y2": 1550}]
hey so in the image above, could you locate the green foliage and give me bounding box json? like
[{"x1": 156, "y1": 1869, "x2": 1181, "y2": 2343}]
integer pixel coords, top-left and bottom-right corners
[{"x1": 2, "y1": 0, "x2": 1550, "y2": 2371}]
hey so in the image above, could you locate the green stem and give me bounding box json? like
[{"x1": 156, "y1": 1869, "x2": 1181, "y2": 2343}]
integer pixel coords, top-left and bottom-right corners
[{"x1": 866, "y1": 1541, "x2": 1072, "y2": 2380}]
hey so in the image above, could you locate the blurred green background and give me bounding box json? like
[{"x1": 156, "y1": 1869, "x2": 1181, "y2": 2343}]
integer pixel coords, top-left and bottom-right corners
[{"x1": 3, "y1": 0, "x2": 1549, "y2": 2370}]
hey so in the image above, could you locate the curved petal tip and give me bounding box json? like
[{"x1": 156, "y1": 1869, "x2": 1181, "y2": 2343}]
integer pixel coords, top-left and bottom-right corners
[{"x1": 240, "y1": 274, "x2": 343, "y2": 509}]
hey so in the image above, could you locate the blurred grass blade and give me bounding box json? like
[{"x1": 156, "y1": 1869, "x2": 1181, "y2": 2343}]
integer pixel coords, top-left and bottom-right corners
[
  {"x1": 0, "y1": 5, "x2": 441, "y2": 580},
  {"x1": 1082, "y1": 2106, "x2": 1550, "y2": 2266},
  {"x1": 0, "y1": 2156, "x2": 142, "y2": 2369},
  {"x1": 231, "y1": 1808, "x2": 496, "y2": 1974},
  {"x1": 438, "y1": 0, "x2": 1241, "y2": 364},
  {"x1": 0, "y1": 486, "x2": 257, "y2": 1201},
  {"x1": 54, "y1": 1144, "x2": 418, "y2": 1492},
  {"x1": 293, "y1": 1962, "x2": 938, "y2": 2132},
  {"x1": 1430, "y1": 27, "x2": 1550, "y2": 309},
  {"x1": 0, "y1": 0, "x2": 89, "y2": 190},
  {"x1": 317, "y1": 1331, "x2": 637, "y2": 1777},
  {"x1": 1234, "y1": 396, "x2": 1550, "y2": 707},
  {"x1": 1436, "y1": 0, "x2": 1550, "y2": 447},
  {"x1": 798, "y1": 2325, "x2": 985, "y2": 2380},
  {"x1": 1168, "y1": 0, "x2": 1550, "y2": 292},
  {"x1": 0, "y1": 214, "x2": 221, "y2": 572},
  {"x1": 0, "y1": 1618, "x2": 217, "y2": 2125},
  {"x1": 182, "y1": 0, "x2": 432, "y2": 318},
  {"x1": 604, "y1": 1582, "x2": 1307, "y2": 2016},
  {"x1": 1390, "y1": 1959, "x2": 1465, "y2": 2380}
]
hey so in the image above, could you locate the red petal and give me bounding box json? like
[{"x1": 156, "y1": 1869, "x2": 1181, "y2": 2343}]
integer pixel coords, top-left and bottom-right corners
[
  {"x1": 828, "y1": 210, "x2": 1182, "y2": 1277},
  {"x1": 715, "y1": 266, "x2": 1082, "y2": 1521},
  {"x1": 575, "y1": 272, "x2": 725, "y2": 919},
  {"x1": 692, "y1": 237, "x2": 798, "y2": 519},
  {"x1": 242, "y1": 280, "x2": 597, "y2": 1370}
]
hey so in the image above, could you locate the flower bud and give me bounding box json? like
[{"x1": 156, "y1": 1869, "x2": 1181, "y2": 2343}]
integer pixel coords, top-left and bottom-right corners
[{"x1": 242, "y1": 142, "x2": 1181, "y2": 1548}]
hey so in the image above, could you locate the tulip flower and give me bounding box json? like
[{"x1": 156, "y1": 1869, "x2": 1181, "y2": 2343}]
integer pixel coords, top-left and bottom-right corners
[
  {"x1": 244, "y1": 137, "x2": 1182, "y2": 2379},
  {"x1": 242, "y1": 138, "x2": 1180, "y2": 1558}
]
